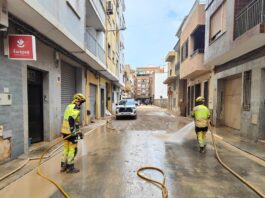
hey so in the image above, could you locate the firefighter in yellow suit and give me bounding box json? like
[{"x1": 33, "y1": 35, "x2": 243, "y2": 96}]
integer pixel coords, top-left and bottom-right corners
[
  {"x1": 60, "y1": 93, "x2": 86, "y2": 173},
  {"x1": 192, "y1": 96, "x2": 210, "y2": 153}
]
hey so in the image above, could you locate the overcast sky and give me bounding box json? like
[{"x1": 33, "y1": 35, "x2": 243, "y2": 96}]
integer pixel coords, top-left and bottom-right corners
[{"x1": 124, "y1": 0, "x2": 194, "y2": 68}]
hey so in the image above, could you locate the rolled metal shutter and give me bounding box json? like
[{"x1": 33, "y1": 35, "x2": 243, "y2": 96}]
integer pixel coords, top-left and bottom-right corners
[{"x1": 61, "y1": 62, "x2": 76, "y2": 117}]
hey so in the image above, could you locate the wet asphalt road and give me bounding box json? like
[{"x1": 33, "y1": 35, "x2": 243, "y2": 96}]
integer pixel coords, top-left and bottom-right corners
[{"x1": 0, "y1": 106, "x2": 263, "y2": 198}]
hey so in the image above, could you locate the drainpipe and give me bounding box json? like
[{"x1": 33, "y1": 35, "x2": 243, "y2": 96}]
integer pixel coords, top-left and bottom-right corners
[{"x1": 261, "y1": 0, "x2": 264, "y2": 23}]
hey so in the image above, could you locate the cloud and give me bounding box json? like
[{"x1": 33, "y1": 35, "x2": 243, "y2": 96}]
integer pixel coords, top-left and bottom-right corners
[{"x1": 124, "y1": 0, "x2": 195, "y2": 67}]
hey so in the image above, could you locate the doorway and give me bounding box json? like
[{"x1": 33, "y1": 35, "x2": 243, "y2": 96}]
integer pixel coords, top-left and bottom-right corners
[
  {"x1": 204, "y1": 81, "x2": 209, "y2": 107},
  {"x1": 224, "y1": 76, "x2": 242, "y2": 129},
  {"x1": 61, "y1": 62, "x2": 76, "y2": 117},
  {"x1": 261, "y1": 69, "x2": 265, "y2": 139},
  {"x1": 191, "y1": 86, "x2": 195, "y2": 112},
  {"x1": 27, "y1": 68, "x2": 44, "y2": 144},
  {"x1": 100, "y1": 88, "x2": 105, "y2": 117},
  {"x1": 188, "y1": 86, "x2": 191, "y2": 115},
  {"x1": 90, "y1": 84, "x2": 97, "y2": 118},
  {"x1": 195, "y1": 83, "x2": 201, "y2": 100}
]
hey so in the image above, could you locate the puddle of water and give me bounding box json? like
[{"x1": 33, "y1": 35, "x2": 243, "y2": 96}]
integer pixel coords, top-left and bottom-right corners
[{"x1": 155, "y1": 122, "x2": 195, "y2": 144}]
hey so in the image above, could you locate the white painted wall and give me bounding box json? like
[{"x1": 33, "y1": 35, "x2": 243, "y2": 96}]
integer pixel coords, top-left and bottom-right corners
[{"x1": 154, "y1": 73, "x2": 168, "y2": 99}]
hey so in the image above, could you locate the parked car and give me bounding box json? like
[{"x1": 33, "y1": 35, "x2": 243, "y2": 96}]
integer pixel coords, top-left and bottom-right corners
[{"x1": 116, "y1": 99, "x2": 137, "y2": 119}]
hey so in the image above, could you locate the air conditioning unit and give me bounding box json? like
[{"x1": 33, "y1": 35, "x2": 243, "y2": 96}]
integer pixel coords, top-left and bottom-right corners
[
  {"x1": 0, "y1": 0, "x2": 8, "y2": 31},
  {"x1": 107, "y1": 1, "x2": 113, "y2": 15}
]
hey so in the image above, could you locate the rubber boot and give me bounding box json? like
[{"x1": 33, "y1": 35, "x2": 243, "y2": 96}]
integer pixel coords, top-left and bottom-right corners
[
  {"x1": 202, "y1": 145, "x2": 206, "y2": 153},
  {"x1": 60, "y1": 162, "x2": 67, "y2": 173},
  {"x1": 66, "y1": 164, "x2": 80, "y2": 173}
]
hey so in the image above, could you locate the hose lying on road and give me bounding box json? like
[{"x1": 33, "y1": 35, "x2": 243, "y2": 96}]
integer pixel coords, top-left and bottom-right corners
[
  {"x1": 0, "y1": 125, "x2": 104, "y2": 198},
  {"x1": 0, "y1": 144, "x2": 63, "y2": 182},
  {"x1": 0, "y1": 159, "x2": 30, "y2": 182},
  {"x1": 37, "y1": 134, "x2": 74, "y2": 198},
  {"x1": 137, "y1": 125, "x2": 265, "y2": 198},
  {"x1": 37, "y1": 127, "x2": 103, "y2": 198},
  {"x1": 137, "y1": 166, "x2": 168, "y2": 198},
  {"x1": 209, "y1": 125, "x2": 265, "y2": 198},
  {"x1": 0, "y1": 122, "x2": 105, "y2": 183}
]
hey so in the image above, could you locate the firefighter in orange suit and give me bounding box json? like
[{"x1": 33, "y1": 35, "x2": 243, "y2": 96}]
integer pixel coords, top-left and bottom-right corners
[
  {"x1": 192, "y1": 96, "x2": 210, "y2": 153},
  {"x1": 60, "y1": 93, "x2": 86, "y2": 173}
]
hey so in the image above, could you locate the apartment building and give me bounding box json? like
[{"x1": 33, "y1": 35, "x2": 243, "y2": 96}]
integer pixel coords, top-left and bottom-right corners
[
  {"x1": 123, "y1": 64, "x2": 135, "y2": 99},
  {"x1": 178, "y1": 1, "x2": 213, "y2": 116},
  {"x1": 204, "y1": 0, "x2": 265, "y2": 141},
  {"x1": 105, "y1": 0, "x2": 126, "y2": 113},
  {"x1": 0, "y1": 0, "x2": 126, "y2": 161},
  {"x1": 134, "y1": 66, "x2": 164, "y2": 103},
  {"x1": 164, "y1": 42, "x2": 187, "y2": 116}
]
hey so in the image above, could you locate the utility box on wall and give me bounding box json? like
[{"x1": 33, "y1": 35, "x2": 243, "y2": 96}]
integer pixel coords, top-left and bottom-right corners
[{"x1": 0, "y1": 93, "x2": 12, "y2": 105}]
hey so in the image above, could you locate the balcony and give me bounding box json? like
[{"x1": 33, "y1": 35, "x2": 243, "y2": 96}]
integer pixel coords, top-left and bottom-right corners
[
  {"x1": 165, "y1": 51, "x2": 176, "y2": 62},
  {"x1": 86, "y1": 0, "x2": 105, "y2": 30},
  {"x1": 180, "y1": 52, "x2": 210, "y2": 79},
  {"x1": 235, "y1": 0, "x2": 265, "y2": 38},
  {"x1": 206, "y1": 0, "x2": 265, "y2": 66},
  {"x1": 85, "y1": 32, "x2": 105, "y2": 64}
]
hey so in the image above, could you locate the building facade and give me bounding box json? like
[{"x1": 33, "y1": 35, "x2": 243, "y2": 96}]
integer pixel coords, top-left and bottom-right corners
[
  {"x1": 0, "y1": 0, "x2": 126, "y2": 162},
  {"x1": 164, "y1": 42, "x2": 187, "y2": 116},
  {"x1": 204, "y1": 0, "x2": 265, "y2": 141},
  {"x1": 134, "y1": 66, "x2": 164, "y2": 103},
  {"x1": 177, "y1": 0, "x2": 213, "y2": 117},
  {"x1": 123, "y1": 64, "x2": 135, "y2": 99},
  {"x1": 105, "y1": 0, "x2": 126, "y2": 113}
]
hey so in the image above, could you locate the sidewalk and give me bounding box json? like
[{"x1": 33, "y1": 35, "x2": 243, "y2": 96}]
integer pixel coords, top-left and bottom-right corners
[
  {"x1": 0, "y1": 119, "x2": 106, "y2": 190},
  {"x1": 214, "y1": 126, "x2": 265, "y2": 161}
]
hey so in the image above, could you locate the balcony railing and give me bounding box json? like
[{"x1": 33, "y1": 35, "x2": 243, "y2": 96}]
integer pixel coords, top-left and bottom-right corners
[
  {"x1": 85, "y1": 32, "x2": 105, "y2": 64},
  {"x1": 235, "y1": 0, "x2": 265, "y2": 38}
]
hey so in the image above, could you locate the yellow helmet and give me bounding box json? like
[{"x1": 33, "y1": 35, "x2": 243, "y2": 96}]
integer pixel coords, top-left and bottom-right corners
[
  {"x1": 196, "y1": 96, "x2": 205, "y2": 103},
  {"x1": 72, "y1": 93, "x2": 86, "y2": 104}
]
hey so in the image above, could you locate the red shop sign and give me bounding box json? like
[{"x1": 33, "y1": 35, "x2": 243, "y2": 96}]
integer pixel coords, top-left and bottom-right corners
[{"x1": 8, "y1": 34, "x2": 37, "y2": 60}]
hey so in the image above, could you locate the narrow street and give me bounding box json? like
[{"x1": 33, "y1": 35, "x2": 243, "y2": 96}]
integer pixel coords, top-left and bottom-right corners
[{"x1": 0, "y1": 106, "x2": 263, "y2": 198}]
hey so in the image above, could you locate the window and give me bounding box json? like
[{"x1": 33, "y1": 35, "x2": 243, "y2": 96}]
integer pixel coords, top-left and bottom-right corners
[
  {"x1": 112, "y1": 50, "x2": 115, "y2": 63},
  {"x1": 243, "y1": 70, "x2": 252, "y2": 111},
  {"x1": 181, "y1": 39, "x2": 189, "y2": 62},
  {"x1": 210, "y1": 1, "x2": 226, "y2": 42},
  {"x1": 191, "y1": 25, "x2": 205, "y2": 53},
  {"x1": 108, "y1": 44, "x2": 111, "y2": 58}
]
